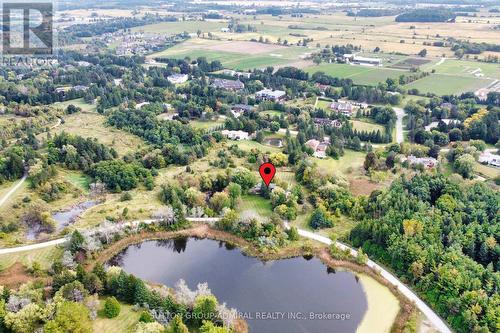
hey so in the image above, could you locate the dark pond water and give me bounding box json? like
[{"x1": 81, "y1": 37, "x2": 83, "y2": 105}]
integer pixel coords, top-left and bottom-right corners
[
  {"x1": 26, "y1": 200, "x2": 98, "y2": 240},
  {"x1": 108, "y1": 237, "x2": 368, "y2": 333}
]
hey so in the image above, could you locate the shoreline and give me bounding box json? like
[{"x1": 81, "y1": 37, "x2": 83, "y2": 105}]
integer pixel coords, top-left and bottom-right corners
[{"x1": 89, "y1": 224, "x2": 416, "y2": 333}]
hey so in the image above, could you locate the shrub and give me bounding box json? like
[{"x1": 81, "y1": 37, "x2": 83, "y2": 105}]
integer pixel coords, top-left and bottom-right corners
[
  {"x1": 120, "y1": 192, "x2": 133, "y2": 201},
  {"x1": 103, "y1": 297, "x2": 121, "y2": 318}
]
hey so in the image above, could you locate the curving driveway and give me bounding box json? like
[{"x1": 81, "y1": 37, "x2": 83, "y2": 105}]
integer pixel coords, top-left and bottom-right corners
[
  {"x1": 394, "y1": 107, "x2": 405, "y2": 144},
  {"x1": 0, "y1": 174, "x2": 27, "y2": 209}
]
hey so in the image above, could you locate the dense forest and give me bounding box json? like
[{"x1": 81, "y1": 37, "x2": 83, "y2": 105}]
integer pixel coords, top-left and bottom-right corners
[
  {"x1": 395, "y1": 9, "x2": 456, "y2": 22},
  {"x1": 350, "y1": 175, "x2": 499, "y2": 333}
]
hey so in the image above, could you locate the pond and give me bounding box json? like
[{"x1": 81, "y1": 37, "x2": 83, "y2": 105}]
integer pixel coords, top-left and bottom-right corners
[
  {"x1": 263, "y1": 138, "x2": 283, "y2": 147},
  {"x1": 108, "y1": 237, "x2": 370, "y2": 333},
  {"x1": 26, "y1": 200, "x2": 98, "y2": 240}
]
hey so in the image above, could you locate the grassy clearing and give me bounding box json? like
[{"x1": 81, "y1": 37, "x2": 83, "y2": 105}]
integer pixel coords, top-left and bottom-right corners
[
  {"x1": 313, "y1": 150, "x2": 366, "y2": 178},
  {"x1": 190, "y1": 118, "x2": 225, "y2": 131},
  {"x1": 232, "y1": 140, "x2": 283, "y2": 154},
  {"x1": 404, "y1": 74, "x2": 493, "y2": 95},
  {"x1": 48, "y1": 112, "x2": 147, "y2": 156},
  {"x1": 304, "y1": 63, "x2": 406, "y2": 86},
  {"x1": 260, "y1": 110, "x2": 282, "y2": 117},
  {"x1": 316, "y1": 99, "x2": 333, "y2": 111},
  {"x1": 93, "y1": 300, "x2": 141, "y2": 333},
  {"x1": 0, "y1": 245, "x2": 63, "y2": 271},
  {"x1": 350, "y1": 120, "x2": 385, "y2": 134},
  {"x1": 474, "y1": 163, "x2": 500, "y2": 179},
  {"x1": 423, "y1": 59, "x2": 500, "y2": 79},
  {"x1": 53, "y1": 98, "x2": 96, "y2": 113},
  {"x1": 238, "y1": 195, "x2": 273, "y2": 217}
]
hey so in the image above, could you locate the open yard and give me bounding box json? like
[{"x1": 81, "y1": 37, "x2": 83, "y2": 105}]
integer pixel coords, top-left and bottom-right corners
[{"x1": 238, "y1": 195, "x2": 273, "y2": 218}]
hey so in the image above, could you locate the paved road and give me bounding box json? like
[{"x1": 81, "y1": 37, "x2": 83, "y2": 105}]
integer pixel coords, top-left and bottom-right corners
[
  {"x1": 0, "y1": 174, "x2": 27, "y2": 209},
  {"x1": 283, "y1": 222, "x2": 452, "y2": 333},
  {"x1": 394, "y1": 107, "x2": 405, "y2": 143},
  {"x1": 0, "y1": 217, "x2": 218, "y2": 254},
  {"x1": 1, "y1": 215, "x2": 452, "y2": 333}
]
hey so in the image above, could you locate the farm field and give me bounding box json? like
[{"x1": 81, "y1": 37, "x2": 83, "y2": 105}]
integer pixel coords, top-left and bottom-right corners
[
  {"x1": 404, "y1": 74, "x2": 494, "y2": 95},
  {"x1": 304, "y1": 63, "x2": 406, "y2": 86},
  {"x1": 149, "y1": 39, "x2": 311, "y2": 70},
  {"x1": 423, "y1": 59, "x2": 500, "y2": 79}
]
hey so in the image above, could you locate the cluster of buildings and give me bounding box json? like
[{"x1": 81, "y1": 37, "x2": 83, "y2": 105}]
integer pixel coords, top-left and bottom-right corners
[
  {"x1": 330, "y1": 101, "x2": 354, "y2": 117},
  {"x1": 230, "y1": 104, "x2": 254, "y2": 118},
  {"x1": 313, "y1": 118, "x2": 342, "y2": 128},
  {"x1": 343, "y1": 54, "x2": 382, "y2": 67},
  {"x1": 104, "y1": 32, "x2": 172, "y2": 56},
  {"x1": 305, "y1": 138, "x2": 330, "y2": 158},
  {"x1": 222, "y1": 69, "x2": 252, "y2": 79}
]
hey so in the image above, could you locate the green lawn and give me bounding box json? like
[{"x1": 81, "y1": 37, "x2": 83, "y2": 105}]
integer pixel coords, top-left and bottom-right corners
[
  {"x1": 190, "y1": 118, "x2": 225, "y2": 131},
  {"x1": 260, "y1": 110, "x2": 282, "y2": 117},
  {"x1": 404, "y1": 74, "x2": 493, "y2": 95},
  {"x1": 0, "y1": 246, "x2": 63, "y2": 271},
  {"x1": 422, "y1": 59, "x2": 500, "y2": 79},
  {"x1": 316, "y1": 99, "x2": 333, "y2": 111},
  {"x1": 474, "y1": 162, "x2": 500, "y2": 179},
  {"x1": 304, "y1": 63, "x2": 406, "y2": 86},
  {"x1": 350, "y1": 119, "x2": 386, "y2": 134},
  {"x1": 313, "y1": 150, "x2": 366, "y2": 177},
  {"x1": 238, "y1": 195, "x2": 273, "y2": 217},
  {"x1": 53, "y1": 98, "x2": 96, "y2": 113},
  {"x1": 94, "y1": 301, "x2": 141, "y2": 333}
]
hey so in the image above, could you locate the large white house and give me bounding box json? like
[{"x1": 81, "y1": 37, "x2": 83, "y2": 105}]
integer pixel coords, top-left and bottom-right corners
[
  {"x1": 255, "y1": 89, "x2": 286, "y2": 102},
  {"x1": 478, "y1": 152, "x2": 500, "y2": 168},
  {"x1": 221, "y1": 130, "x2": 251, "y2": 140},
  {"x1": 167, "y1": 74, "x2": 189, "y2": 84}
]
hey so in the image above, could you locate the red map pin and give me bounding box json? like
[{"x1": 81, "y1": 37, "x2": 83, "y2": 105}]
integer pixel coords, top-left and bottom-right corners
[{"x1": 259, "y1": 162, "x2": 276, "y2": 186}]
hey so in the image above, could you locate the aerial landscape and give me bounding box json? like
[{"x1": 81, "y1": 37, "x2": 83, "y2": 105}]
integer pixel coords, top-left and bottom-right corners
[{"x1": 0, "y1": 0, "x2": 498, "y2": 332}]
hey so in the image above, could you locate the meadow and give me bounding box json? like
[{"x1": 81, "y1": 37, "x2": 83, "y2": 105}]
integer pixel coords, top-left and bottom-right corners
[
  {"x1": 48, "y1": 111, "x2": 147, "y2": 156},
  {"x1": 304, "y1": 63, "x2": 407, "y2": 86},
  {"x1": 404, "y1": 74, "x2": 493, "y2": 95}
]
